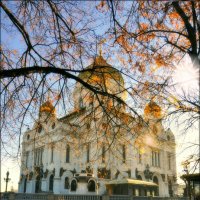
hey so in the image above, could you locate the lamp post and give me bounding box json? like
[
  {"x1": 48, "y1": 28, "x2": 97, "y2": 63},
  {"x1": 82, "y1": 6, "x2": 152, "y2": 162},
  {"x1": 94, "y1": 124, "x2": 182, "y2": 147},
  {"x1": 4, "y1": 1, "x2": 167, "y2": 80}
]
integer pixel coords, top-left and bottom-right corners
[{"x1": 4, "y1": 171, "x2": 11, "y2": 192}]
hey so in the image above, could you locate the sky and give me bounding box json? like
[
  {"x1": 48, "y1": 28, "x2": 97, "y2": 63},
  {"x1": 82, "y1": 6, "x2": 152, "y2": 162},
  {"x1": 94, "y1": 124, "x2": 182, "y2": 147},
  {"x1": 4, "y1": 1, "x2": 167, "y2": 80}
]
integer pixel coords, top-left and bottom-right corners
[{"x1": 1, "y1": 1, "x2": 199, "y2": 193}]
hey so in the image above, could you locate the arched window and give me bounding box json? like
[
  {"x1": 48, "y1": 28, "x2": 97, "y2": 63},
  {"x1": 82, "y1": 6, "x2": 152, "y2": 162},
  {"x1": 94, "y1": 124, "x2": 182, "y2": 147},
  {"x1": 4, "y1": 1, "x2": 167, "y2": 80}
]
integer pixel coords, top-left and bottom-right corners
[
  {"x1": 87, "y1": 144, "x2": 90, "y2": 163},
  {"x1": 35, "y1": 176, "x2": 41, "y2": 193},
  {"x1": 79, "y1": 98, "x2": 83, "y2": 108},
  {"x1": 71, "y1": 179, "x2": 77, "y2": 191},
  {"x1": 64, "y1": 177, "x2": 69, "y2": 189},
  {"x1": 52, "y1": 122, "x2": 55, "y2": 129},
  {"x1": 24, "y1": 178, "x2": 27, "y2": 193},
  {"x1": 88, "y1": 180, "x2": 96, "y2": 192},
  {"x1": 27, "y1": 134, "x2": 30, "y2": 140},
  {"x1": 167, "y1": 135, "x2": 170, "y2": 141},
  {"x1": 122, "y1": 145, "x2": 126, "y2": 163},
  {"x1": 37, "y1": 124, "x2": 42, "y2": 133},
  {"x1": 49, "y1": 174, "x2": 54, "y2": 192},
  {"x1": 168, "y1": 180, "x2": 173, "y2": 197},
  {"x1": 152, "y1": 150, "x2": 160, "y2": 167},
  {"x1": 51, "y1": 146, "x2": 54, "y2": 163},
  {"x1": 66, "y1": 145, "x2": 70, "y2": 163},
  {"x1": 153, "y1": 176, "x2": 158, "y2": 184},
  {"x1": 102, "y1": 145, "x2": 105, "y2": 163}
]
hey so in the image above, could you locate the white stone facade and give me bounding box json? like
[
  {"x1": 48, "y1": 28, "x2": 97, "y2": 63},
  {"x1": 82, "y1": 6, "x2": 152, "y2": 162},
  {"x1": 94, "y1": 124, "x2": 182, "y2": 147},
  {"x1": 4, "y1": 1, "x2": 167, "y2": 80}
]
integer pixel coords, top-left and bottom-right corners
[{"x1": 18, "y1": 56, "x2": 177, "y2": 196}]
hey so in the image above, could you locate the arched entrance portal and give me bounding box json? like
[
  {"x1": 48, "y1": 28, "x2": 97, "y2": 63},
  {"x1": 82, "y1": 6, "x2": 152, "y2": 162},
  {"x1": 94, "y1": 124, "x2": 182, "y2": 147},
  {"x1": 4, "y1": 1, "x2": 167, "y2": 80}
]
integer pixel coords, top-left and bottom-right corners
[
  {"x1": 49, "y1": 174, "x2": 54, "y2": 192},
  {"x1": 88, "y1": 180, "x2": 96, "y2": 192},
  {"x1": 168, "y1": 180, "x2": 173, "y2": 197},
  {"x1": 71, "y1": 179, "x2": 77, "y2": 191},
  {"x1": 35, "y1": 176, "x2": 41, "y2": 193},
  {"x1": 153, "y1": 176, "x2": 159, "y2": 196}
]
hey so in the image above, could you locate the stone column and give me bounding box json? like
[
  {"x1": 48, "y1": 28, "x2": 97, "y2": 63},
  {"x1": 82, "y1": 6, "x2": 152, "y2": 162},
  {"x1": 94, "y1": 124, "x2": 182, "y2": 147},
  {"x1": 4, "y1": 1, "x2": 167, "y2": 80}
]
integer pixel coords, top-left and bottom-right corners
[
  {"x1": 53, "y1": 142, "x2": 61, "y2": 194},
  {"x1": 41, "y1": 178, "x2": 47, "y2": 192},
  {"x1": 30, "y1": 179, "x2": 36, "y2": 193},
  {"x1": 93, "y1": 162, "x2": 98, "y2": 178},
  {"x1": 18, "y1": 181, "x2": 23, "y2": 193},
  {"x1": 53, "y1": 176, "x2": 61, "y2": 194}
]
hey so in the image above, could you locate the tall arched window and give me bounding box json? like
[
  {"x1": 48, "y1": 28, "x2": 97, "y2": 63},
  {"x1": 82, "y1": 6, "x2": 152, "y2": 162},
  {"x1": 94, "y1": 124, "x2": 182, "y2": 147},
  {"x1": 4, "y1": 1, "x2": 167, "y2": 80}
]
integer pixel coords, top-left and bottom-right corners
[
  {"x1": 102, "y1": 145, "x2": 105, "y2": 163},
  {"x1": 153, "y1": 176, "x2": 159, "y2": 196},
  {"x1": 79, "y1": 98, "x2": 83, "y2": 108},
  {"x1": 49, "y1": 174, "x2": 54, "y2": 192},
  {"x1": 88, "y1": 180, "x2": 96, "y2": 192},
  {"x1": 66, "y1": 145, "x2": 70, "y2": 163},
  {"x1": 27, "y1": 134, "x2": 30, "y2": 140},
  {"x1": 23, "y1": 178, "x2": 27, "y2": 193},
  {"x1": 87, "y1": 144, "x2": 90, "y2": 163},
  {"x1": 122, "y1": 145, "x2": 126, "y2": 163},
  {"x1": 168, "y1": 180, "x2": 173, "y2": 197},
  {"x1": 35, "y1": 176, "x2": 41, "y2": 193},
  {"x1": 51, "y1": 146, "x2": 54, "y2": 163},
  {"x1": 64, "y1": 177, "x2": 69, "y2": 189}
]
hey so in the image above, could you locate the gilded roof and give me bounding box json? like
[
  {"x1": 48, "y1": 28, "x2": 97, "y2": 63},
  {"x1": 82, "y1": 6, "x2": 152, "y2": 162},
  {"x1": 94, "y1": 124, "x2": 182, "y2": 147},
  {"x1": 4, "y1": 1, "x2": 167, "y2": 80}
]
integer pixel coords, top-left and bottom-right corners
[
  {"x1": 39, "y1": 100, "x2": 55, "y2": 115},
  {"x1": 78, "y1": 55, "x2": 124, "y2": 85}
]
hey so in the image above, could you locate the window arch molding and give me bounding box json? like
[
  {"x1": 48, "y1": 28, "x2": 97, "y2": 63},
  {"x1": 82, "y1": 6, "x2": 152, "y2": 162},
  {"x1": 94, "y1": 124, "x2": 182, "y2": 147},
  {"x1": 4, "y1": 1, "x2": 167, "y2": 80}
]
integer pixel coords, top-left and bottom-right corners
[{"x1": 61, "y1": 171, "x2": 73, "y2": 191}]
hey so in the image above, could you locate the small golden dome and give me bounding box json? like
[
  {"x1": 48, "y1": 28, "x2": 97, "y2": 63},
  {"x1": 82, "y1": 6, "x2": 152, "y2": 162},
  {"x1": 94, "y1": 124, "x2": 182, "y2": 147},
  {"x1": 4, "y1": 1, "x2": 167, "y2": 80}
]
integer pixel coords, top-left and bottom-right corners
[
  {"x1": 144, "y1": 101, "x2": 162, "y2": 118},
  {"x1": 39, "y1": 100, "x2": 55, "y2": 115}
]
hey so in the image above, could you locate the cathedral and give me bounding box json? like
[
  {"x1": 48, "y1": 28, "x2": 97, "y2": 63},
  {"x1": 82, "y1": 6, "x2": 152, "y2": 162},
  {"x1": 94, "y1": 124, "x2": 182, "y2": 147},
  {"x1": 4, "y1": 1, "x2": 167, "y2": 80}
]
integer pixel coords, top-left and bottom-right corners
[{"x1": 18, "y1": 55, "x2": 177, "y2": 196}]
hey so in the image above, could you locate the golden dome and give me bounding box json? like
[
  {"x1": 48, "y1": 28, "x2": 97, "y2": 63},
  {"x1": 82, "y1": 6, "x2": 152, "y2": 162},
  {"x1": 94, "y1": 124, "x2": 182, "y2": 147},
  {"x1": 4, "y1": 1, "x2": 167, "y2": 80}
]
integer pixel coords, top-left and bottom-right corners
[
  {"x1": 73, "y1": 55, "x2": 127, "y2": 109},
  {"x1": 39, "y1": 100, "x2": 55, "y2": 115},
  {"x1": 144, "y1": 101, "x2": 162, "y2": 118},
  {"x1": 78, "y1": 55, "x2": 124, "y2": 85}
]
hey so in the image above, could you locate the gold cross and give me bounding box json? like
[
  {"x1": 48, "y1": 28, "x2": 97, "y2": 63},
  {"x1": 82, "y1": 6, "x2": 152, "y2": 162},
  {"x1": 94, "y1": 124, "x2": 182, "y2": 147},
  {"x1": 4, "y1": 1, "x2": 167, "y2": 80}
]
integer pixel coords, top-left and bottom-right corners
[{"x1": 98, "y1": 39, "x2": 106, "y2": 56}]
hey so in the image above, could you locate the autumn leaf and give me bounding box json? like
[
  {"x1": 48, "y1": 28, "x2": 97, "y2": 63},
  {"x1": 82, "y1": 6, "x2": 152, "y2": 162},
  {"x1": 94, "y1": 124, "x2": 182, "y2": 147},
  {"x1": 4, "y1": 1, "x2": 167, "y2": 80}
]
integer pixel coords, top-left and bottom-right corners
[
  {"x1": 154, "y1": 54, "x2": 166, "y2": 67},
  {"x1": 140, "y1": 23, "x2": 149, "y2": 31},
  {"x1": 96, "y1": 1, "x2": 108, "y2": 12},
  {"x1": 169, "y1": 11, "x2": 180, "y2": 19}
]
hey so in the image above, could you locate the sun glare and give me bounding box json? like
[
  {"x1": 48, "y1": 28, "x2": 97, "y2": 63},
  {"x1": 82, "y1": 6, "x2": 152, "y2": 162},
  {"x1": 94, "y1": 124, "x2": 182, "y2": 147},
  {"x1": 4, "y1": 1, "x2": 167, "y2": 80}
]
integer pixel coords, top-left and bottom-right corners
[{"x1": 172, "y1": 56, "x2": 199, "y2": 92}]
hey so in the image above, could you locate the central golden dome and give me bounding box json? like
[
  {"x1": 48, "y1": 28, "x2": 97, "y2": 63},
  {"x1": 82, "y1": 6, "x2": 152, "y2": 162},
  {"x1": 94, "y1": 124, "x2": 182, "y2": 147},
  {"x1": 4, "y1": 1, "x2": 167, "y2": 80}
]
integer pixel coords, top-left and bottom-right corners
[
  {"x1": 78, "y1": 55, "x2": 124, "y2": 86},
  {"x1": 73, "y1": 55, "x2": 127, "y2": 109}
]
